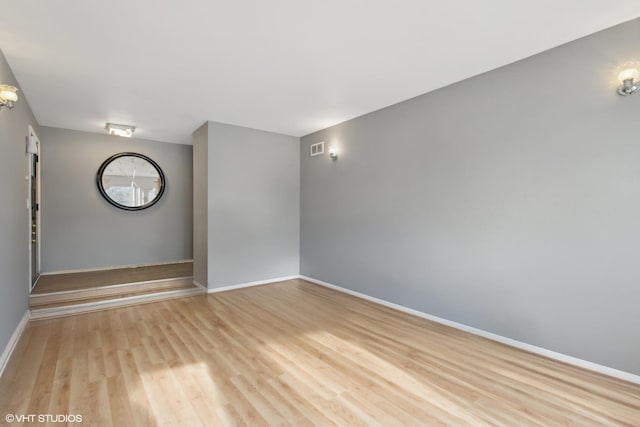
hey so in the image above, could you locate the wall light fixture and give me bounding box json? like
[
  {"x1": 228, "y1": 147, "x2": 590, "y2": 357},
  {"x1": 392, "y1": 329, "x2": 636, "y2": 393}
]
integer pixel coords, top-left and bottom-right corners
[
  {"x1": 0, "y1": 84, "x2": 18, "y2": 110},
  {"x1": 617, "y1": 64, "x2": 639, "y2": 96},
  {"x1": 328, "y1": 146, "x2": 338, "y2": 159}
]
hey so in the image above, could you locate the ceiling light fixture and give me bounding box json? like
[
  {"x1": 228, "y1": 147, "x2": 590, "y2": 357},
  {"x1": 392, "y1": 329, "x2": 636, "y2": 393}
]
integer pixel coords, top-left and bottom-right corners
[
  {"x1": 617, "y1": 63, "x2": 640, "y2": 96},
  {"x1": 0, "y1": 84, "x2": 18, "y2": 110},
  {"x1": 106, "y1": 122, "x2": 135, "y2": 138}
]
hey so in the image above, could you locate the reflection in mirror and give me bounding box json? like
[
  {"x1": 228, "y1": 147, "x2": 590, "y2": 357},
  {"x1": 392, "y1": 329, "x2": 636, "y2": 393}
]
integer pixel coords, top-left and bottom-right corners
[{"x1": 97, "y1": 153, "x2": 165, "y2": 210}]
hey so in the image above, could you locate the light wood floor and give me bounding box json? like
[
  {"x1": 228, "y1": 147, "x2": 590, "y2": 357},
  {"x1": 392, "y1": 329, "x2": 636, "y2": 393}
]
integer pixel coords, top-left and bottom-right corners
[
  {"x1": 2, "y1": 279, "x2": 638, "y2": 426},
  {"x1": 33, "y1": 262, "x2": 193, "y2": 294}
]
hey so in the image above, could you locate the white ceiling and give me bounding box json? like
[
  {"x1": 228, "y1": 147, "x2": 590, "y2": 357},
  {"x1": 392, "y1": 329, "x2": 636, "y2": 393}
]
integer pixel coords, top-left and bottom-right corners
[{"x1": 1, "y1": 1, "x2": 639, "y2": 144}]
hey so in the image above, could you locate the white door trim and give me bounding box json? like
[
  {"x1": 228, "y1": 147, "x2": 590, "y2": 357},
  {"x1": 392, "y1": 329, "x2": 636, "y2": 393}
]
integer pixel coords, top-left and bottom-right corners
[{"x1": 27, "y1": 125, "x2": 41, "y2": 291}]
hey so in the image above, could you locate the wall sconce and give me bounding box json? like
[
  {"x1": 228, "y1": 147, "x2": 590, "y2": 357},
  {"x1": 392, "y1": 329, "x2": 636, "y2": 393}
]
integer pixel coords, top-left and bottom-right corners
[
  {"x1": 106, "y1": 122, "x2": 136, "y2": 138},
  {"x1": 617, "y1": 65, "x2": 639, "y2": 96},
  {"x1": 328, "y1": 146, "x2": 338, "y2": 159},
  {"x1": 0, "y1": 84, "x2": 19, "y2": 110}
]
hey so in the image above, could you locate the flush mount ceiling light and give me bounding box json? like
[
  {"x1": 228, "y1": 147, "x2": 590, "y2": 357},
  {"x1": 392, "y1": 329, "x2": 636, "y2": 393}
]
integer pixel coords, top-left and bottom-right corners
[
  {"x1": 616, "y1": 63, "x2": 640, "y2": 96},
  {"x1": 106, "y1": 122, "x2": 136, "y2": 138},
  {"x1": 0, "y1": 84, "x2": 19, "y2": 110}
]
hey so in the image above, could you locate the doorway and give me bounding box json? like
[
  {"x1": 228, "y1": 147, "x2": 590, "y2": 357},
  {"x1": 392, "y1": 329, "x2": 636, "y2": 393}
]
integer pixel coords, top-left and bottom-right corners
[{"x1": 28, "y1": 125, "x2": 41, "y2": 290}]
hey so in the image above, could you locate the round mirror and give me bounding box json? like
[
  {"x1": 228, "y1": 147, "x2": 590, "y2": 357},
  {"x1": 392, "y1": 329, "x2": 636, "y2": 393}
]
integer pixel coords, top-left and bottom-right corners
[{"x1": 97, "y1": 152, "x2": 165, "y2": 211}]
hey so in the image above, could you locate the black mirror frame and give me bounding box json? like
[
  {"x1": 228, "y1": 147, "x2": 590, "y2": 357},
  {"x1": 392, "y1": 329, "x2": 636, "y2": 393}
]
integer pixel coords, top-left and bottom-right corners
[{"x1": 96, "y1": 152, "x2": 166, "y2": 211}]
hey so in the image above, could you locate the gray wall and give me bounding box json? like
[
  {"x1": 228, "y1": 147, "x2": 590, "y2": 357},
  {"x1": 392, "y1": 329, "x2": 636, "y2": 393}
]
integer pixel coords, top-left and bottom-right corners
[
  {"x1": 192, "y1": 123, "x2": 208, "y2": 286},
  {"x1": 207, "y1": 121, "x2": 300, "y2": 288},
  {"x1": 301, "y1": 19, "x2": 640, "y2": 375},
  {"x1": 0, "y1": 50, "x2": 40, "y2": 355},
  {"x1": 40, "y1": 127, "x2": 193, "y2": 272}
]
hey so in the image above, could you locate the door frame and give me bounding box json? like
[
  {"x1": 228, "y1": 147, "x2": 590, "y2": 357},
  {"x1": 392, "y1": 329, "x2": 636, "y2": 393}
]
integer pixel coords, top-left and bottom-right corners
[{"x1": 27, "y1": 125, "x2": 41, "y2": 291}]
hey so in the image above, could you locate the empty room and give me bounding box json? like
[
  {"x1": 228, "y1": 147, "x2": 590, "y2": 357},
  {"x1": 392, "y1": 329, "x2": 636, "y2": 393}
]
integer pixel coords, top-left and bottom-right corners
[{"x1": 1, "y1": 1, "x2": 639, "y2": 426}]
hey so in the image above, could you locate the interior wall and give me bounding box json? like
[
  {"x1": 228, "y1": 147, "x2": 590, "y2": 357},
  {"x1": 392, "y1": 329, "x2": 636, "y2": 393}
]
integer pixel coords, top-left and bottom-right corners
[
  {"x1": 192, "y1": 123, "x2": 208, "y2": 287},
  {"x1": 300, "y1": 18, "x2": 640, "y2": 375},
  {"x1": 0, "y1": 49, "x2": 40, "y2": 353},
  {"x1": 206, "y1": 121, "x2": 300, "y2": 288},
  {"x1": 40, "y1": 127, "x2": 193, "y2": 272}
]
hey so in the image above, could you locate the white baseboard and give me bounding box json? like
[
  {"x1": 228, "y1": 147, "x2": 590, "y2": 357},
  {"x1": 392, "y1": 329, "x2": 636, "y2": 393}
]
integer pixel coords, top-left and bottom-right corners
[
  {"x1": 207, "y1": 275, "x2": 300, "y2": 294},
  {"x1": 0, "y1": 310, "x2": 30, "y2": 380},
  {"x1": 299, "y1": 275, "x2": 640, "y2": 385},
  {"x1": 40, "y1": 259, "x2": 194, "y2": 276}
]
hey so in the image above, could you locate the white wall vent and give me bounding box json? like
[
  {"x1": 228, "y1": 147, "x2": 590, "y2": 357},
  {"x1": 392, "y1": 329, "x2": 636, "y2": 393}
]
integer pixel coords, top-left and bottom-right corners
[{"x1": 310, "y1": 141, "x2": 324, "y2": 157}]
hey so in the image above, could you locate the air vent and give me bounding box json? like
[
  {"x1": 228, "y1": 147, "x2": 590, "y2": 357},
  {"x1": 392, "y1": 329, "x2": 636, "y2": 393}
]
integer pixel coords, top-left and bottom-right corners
[{"x1": 310, "y1": 141, "x2": 324, "y2": 157}]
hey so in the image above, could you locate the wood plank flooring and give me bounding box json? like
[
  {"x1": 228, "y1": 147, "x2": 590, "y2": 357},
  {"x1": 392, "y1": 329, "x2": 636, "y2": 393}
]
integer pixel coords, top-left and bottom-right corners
[
  {"x1": 33, "y1": 262, "x2": 193, "y2": 294},
  {"x1": 30, "y1": 278, "x2": 199, "y2": 310},
  {"x1": 2, "y1": 279, "x2": 638, "y2": 426}
]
